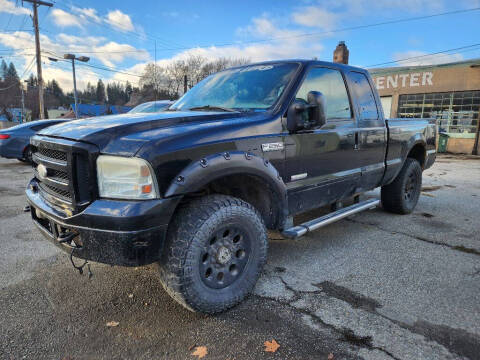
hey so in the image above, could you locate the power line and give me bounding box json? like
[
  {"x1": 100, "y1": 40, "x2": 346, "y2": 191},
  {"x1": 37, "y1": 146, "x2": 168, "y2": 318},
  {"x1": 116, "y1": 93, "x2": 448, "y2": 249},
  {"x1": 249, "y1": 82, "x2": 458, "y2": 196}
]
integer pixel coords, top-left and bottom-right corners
[
  {"x1": 42, "y1": 50, "x2": 143, "y2": 78},
  {"x1": 0, "y1": 56, "x2": 35, "y2": 91},
  {"x1": 20, "y1": 56, "x2": 36, "y2": 78},
  {"x1": 118, "y1": 6, "x2": 480, "y2": 52},
  {"x1": 53, "y1": 2, "x2": 184, "y2": 51},
  {"x1": 367, "y1": 43, "x2": 480, "y2": 67},
  {"x1": 36, "y1": 5, "x2": 480, "y2": 56},
  {"x1": 42, "y1": 54, "x2": 141, "y2": 86}
]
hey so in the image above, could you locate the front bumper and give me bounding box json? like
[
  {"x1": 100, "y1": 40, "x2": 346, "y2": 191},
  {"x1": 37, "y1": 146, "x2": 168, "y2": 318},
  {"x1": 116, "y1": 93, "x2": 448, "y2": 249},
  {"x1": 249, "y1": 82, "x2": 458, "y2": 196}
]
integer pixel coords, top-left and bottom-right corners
[{"x1": 26, "y1": 179, "x2": 181, "y2": 266}]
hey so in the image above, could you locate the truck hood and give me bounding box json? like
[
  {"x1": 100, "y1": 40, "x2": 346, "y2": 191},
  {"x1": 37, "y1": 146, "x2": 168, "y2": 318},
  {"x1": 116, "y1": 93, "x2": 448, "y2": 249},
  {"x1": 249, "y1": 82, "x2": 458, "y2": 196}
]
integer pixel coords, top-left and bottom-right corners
[{"x1": 38, "y1": 111, "x2": 248, "y2": 156}]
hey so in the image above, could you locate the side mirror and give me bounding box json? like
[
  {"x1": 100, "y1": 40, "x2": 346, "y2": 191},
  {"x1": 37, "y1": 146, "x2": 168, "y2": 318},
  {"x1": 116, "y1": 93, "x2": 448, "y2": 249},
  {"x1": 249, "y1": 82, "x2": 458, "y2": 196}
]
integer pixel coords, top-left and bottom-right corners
[
  {"x1": 286, "y1": 101, "x2": 308, "y2": 132},
  {"x1": 286, "y1": 91, "x2": 327, "y2": 132},
  {"x1": 307, "y1": 91, "x2": 326, "y2": 128}
]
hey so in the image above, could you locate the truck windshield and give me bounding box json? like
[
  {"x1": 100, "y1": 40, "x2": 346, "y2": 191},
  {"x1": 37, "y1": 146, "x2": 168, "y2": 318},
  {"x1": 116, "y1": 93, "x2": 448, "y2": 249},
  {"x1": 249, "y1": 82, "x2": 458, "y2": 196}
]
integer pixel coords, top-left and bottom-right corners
[{"x1": 170, "y1": 63, "x2": 299, "y2": 111}]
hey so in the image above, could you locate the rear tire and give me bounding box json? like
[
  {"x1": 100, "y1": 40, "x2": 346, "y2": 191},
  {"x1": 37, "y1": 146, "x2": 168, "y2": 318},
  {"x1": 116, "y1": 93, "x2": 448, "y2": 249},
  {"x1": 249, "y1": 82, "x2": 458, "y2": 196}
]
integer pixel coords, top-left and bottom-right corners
[
  {"x1": 381, "y1": 158, "x2": 422, "y2": 214},
  {"x1": 157, "y1": 194, "x2": 268, "y2": 314}
]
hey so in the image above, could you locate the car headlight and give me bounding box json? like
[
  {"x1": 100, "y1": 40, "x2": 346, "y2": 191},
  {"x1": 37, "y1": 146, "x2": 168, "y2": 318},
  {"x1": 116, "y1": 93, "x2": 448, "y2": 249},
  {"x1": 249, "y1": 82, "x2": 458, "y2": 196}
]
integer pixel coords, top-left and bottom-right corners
[{"x1": 97, "y1": 155, "x2": 158, "y2": 200}]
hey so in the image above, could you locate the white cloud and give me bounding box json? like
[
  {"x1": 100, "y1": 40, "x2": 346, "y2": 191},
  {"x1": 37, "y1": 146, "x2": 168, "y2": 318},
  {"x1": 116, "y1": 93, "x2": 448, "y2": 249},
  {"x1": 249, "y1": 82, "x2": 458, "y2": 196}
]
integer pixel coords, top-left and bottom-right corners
[
  {"x1": 111, "y1": 16, "x2": 326, "y2": 85},
  {"x1": 56, "y1": 34, "x2": 106, "y2": 46},
  {"x1": 50, "y1": 7, "x2": 137, "y2": 34},
  {"x1": 0, "y1": 30, "x2": 150, "y2": 91},
  {"x1": 392, "y1": 50, "x2": 464, "y2": 66},
  {"x1": 106, "y1": 10, "x2": 135, "y2": 32},
  {"x1": 71, "y1": 6, "x2": 102, "y2": 24},
  {"x1": 292, "y1": 7, "x2": 339, "y2": 30},
  {"x1": 51, "y1": 9, "x2": 84, "y2": 28},
  {"x1": 92, "y1": 42, "x2": 150, "y2": 68},
  {"x1": 0, "y1": 0, "x2": 30, "y2": 15}
]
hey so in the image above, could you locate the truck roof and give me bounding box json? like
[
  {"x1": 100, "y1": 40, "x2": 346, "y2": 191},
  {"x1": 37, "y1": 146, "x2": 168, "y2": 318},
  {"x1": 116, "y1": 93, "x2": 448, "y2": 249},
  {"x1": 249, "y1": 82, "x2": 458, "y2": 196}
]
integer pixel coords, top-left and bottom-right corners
[{"x1": 231, "y1": 59, "x2": 367, "y2": 73}]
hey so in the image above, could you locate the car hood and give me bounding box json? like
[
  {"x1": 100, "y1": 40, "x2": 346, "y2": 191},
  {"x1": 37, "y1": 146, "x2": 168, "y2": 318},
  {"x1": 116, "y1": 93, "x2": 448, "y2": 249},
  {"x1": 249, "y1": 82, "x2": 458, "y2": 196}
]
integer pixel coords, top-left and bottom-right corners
[{"x1": 38, "y1": 111, "x2": 250, "y2": 156}]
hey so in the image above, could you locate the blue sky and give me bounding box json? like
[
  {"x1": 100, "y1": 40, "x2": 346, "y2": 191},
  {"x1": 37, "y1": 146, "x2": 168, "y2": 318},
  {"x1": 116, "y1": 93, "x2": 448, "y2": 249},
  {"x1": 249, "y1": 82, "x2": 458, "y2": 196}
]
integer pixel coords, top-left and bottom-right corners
[{"x1": 1, "y1": 0, "x2": 479, "y2": 91}]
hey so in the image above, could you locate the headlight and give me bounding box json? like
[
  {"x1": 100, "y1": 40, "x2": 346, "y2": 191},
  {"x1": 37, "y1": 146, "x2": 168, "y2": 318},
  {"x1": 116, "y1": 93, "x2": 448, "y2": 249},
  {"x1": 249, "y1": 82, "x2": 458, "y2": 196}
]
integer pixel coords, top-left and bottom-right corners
[{"x1": 97, "y1": 155, "x2": 158, "y2": 200}]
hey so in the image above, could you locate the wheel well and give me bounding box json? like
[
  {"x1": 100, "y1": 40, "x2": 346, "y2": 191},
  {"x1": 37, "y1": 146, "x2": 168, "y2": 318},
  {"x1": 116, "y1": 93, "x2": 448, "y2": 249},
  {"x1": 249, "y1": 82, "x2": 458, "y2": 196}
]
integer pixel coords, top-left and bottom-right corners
[
  {"x1": 407, "y1": 144, "x2": 426, "y2": 169},
  {"x1": 181, "y1": 174, "x2": 282, "y2": 230}
]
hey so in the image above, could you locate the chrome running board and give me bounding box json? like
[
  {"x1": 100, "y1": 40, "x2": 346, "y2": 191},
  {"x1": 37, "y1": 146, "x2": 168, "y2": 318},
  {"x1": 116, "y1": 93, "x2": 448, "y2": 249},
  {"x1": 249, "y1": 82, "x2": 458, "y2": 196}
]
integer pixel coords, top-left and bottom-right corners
[{"x1": 282, "y1": 199, "x2": 380, "y2": 239}]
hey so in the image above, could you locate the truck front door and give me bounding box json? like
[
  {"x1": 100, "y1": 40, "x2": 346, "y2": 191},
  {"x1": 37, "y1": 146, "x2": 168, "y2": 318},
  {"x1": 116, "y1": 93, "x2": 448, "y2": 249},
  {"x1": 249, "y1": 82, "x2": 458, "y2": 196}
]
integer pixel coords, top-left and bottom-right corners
[{"x1": 284, "y1": 66, "x2": 359, "y2": 214}]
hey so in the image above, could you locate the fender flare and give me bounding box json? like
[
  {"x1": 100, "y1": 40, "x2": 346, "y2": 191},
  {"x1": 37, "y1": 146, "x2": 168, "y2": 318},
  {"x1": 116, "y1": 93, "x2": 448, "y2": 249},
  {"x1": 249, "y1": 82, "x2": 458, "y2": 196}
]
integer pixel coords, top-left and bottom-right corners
[
  {"x1": 164, "y1": 151, "x2": 288, "y2": 228},
  {"x1": 404, "y1": 136, "x2": 427, "y2": 164}
]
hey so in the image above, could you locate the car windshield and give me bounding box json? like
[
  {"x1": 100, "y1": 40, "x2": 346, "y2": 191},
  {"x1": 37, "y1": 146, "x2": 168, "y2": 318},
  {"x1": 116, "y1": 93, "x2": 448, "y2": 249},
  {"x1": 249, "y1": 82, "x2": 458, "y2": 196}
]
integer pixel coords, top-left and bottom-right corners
[
  {"x1": 129, "y1": 102, "x2": 171, "y2": 113},
  {"x1": 170, "y1": 63, "x2": 299, "y2": 111}
]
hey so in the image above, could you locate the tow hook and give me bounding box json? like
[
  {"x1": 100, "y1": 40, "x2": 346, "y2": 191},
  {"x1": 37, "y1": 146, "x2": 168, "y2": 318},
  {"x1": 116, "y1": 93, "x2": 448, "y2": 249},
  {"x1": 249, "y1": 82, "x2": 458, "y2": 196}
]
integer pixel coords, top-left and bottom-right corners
[
  {"x1": 23, "y1": 205, "x2": 31, "y2": 213},
  {"x1": 69, "y1": 247, "x2": 93, "y2": 279}
]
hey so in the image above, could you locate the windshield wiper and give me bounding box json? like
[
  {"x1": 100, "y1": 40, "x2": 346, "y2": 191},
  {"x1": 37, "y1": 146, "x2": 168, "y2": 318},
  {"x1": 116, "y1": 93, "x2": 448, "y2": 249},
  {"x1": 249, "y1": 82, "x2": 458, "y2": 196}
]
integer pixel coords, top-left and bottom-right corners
[{"x1": 188, "y1": 105, "x2": 237, "y2": 112}]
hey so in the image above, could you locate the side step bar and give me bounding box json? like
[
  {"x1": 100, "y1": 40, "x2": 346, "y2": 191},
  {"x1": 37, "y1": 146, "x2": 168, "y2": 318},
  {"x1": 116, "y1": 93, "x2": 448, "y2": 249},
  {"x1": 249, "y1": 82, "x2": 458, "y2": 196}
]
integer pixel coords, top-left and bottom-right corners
[{"x1": 282, "y1": 199, "x2": 380, "y2": 239}]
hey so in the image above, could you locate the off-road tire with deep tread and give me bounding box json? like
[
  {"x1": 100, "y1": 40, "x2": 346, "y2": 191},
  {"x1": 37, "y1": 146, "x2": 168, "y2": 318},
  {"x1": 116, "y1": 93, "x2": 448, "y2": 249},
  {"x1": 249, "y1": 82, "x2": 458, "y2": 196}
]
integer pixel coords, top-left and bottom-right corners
[
  {"x1": 381, "y1": 158, "x2": 422, "y2": 214},
  {"x1": 157, "y1": 194, "x2": 268, "y2": 314}
]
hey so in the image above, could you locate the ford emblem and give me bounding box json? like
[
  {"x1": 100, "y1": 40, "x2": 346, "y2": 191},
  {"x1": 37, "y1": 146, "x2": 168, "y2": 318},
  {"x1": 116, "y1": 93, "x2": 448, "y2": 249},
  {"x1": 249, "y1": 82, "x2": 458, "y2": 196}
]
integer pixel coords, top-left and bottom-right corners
[{"x1": 37, "y1": 164, "x2": 48, "y2": 180}]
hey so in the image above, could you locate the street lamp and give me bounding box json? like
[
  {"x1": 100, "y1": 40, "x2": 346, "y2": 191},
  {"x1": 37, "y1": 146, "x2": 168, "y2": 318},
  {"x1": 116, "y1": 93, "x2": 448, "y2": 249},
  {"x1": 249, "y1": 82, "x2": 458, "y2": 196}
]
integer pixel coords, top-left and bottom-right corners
[{"x1": 64, "y1": 53, "x2": 90, "y2": 119}]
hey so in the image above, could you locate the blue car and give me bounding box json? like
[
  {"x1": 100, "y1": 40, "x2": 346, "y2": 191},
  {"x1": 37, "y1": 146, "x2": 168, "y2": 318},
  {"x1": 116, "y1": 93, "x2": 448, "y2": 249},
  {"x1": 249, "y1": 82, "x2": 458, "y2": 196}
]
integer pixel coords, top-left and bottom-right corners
[
  {"x1": 128, "y1": 100, "x2": 173, "y2": 113},
  {"x1": 0, "y1": 119, "x2": 70, "y2": 163}
]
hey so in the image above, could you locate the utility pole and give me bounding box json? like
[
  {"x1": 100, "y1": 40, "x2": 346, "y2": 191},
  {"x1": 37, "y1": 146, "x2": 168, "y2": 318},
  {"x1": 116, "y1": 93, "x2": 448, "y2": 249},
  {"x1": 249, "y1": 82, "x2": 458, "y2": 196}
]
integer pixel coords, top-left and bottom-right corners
[
  {"x1": 21, "y1": 86, "x2": 25, "y2": 123},
  {"x1": 64, "y1": 54, "x2": 89, "y2": 119},
  {"x1": 23, "y1": 0, "x2": 53, "y2": 120}
]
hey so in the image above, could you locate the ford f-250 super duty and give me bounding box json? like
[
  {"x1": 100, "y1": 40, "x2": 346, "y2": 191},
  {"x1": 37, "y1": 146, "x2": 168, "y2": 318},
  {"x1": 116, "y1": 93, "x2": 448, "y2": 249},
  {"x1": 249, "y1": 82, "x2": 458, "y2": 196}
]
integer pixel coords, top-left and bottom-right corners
[{"x1": 25, "y1": 60, "x2": 436, "y2": 313}]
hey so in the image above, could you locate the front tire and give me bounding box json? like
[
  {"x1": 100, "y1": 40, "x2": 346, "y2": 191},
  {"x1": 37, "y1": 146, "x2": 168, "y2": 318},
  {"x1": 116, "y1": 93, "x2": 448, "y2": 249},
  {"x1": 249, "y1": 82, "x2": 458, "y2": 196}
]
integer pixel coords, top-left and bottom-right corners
[
  {"x1": 381, "y1": 158, "x2": 422, "y2": 214},
  {"x1": 158, "y1": 194, "x2": 268, "y2": 314}
]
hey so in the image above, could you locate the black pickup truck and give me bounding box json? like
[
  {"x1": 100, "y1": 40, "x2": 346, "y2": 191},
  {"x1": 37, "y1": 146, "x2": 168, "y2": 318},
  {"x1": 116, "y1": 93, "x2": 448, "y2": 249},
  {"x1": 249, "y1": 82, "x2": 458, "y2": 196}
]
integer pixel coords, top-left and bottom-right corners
[{"x1": 26, "y1": 60, "x2": 436, "y2": 313}]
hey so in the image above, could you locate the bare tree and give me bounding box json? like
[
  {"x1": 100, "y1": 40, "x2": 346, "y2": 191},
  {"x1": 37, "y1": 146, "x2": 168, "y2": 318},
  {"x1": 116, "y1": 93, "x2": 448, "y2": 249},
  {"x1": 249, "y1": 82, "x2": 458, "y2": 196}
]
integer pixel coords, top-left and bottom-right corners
[{"x1": 137, "y1": 55, "x2": 251, "y2": 103}]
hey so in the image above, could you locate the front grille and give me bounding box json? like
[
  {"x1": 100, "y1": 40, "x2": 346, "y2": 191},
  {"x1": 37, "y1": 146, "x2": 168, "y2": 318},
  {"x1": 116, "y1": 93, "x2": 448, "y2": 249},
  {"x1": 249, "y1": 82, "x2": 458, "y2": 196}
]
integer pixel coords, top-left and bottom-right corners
[
  {"x1": 50, "y1": 169, "x2": 69, "y2": 183},
  {"x1": 31, "y1": 136, "x2": 96, "y2": 211},
  {"x1": 37, "y1": 147, "x2": 67, "y2": 162},
  {"x1": 33, "y1": 144, "x2": 72, "y2": 203},
  {"x1": 39, "y1": 182, "x2": 72, "y2": 201}
]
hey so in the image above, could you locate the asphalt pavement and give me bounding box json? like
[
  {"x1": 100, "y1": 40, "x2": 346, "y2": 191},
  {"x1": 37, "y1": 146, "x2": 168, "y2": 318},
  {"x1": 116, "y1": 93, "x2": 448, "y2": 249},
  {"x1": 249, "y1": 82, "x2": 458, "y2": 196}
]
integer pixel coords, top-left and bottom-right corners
[{"x1": 0, "y1": 155, "x2": 479, "y2": 360}]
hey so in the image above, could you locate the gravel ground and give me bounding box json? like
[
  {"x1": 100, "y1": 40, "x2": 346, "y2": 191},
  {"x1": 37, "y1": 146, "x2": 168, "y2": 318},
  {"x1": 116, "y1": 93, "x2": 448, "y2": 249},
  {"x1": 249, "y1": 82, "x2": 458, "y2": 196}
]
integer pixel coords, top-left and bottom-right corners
[{"x1": 0, "y1": 155, "x2": 479, "y2": 360}]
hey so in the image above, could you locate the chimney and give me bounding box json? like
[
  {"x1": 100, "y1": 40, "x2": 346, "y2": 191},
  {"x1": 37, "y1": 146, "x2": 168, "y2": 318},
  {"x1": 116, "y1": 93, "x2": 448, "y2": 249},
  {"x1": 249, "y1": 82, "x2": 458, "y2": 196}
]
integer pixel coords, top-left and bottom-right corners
[{"x1": 333, "y1": 41, "x2": 349, "y2": 64}]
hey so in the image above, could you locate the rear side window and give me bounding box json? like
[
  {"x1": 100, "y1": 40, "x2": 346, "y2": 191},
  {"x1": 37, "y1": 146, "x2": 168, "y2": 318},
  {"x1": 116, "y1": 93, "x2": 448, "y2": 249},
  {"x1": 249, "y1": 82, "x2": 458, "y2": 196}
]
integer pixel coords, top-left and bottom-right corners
[
  {"x1": 349, "y1": 72, "x2": 379, "y2": 121},
  {"x1": 31, "y1": 122, "x2": 60, "y2": 132},
  {"x1": 296, "y1": 67, "x2": 352, "y2": 120}
]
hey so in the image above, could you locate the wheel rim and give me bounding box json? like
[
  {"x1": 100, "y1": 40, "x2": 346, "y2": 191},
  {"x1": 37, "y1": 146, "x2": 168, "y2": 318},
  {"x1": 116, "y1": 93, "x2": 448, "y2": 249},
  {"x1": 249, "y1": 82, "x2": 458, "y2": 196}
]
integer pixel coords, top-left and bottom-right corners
[
  {"x1": 404, "y1": 171, "x2": 418, "y2": 202},
  {"x1": 199, "y1": 225, "x2": 252, "y2": 289}
]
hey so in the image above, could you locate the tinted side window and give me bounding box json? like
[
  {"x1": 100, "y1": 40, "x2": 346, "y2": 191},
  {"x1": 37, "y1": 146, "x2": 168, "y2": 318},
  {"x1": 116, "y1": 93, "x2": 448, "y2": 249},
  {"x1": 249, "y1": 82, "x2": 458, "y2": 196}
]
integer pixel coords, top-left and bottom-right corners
[
  {"x1": 296, "y1": 67, "x2": 351, "y2": 121},
  {"x1": 31, "y1": 122, "x2": 59, "y2": 131},
  {"x1": 349, "y1": 72, "x2": 379, "y2": 121}
]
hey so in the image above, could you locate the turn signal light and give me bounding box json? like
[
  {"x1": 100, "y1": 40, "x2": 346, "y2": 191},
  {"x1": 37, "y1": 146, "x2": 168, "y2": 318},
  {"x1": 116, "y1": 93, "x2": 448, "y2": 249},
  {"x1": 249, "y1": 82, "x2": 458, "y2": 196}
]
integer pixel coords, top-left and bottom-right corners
[
  {"x1": 141, "y1": 184, "x2": 152, "y2": 194},
  {"x1": 0, "y1": 134, "x2": 10, "y2": 139}
]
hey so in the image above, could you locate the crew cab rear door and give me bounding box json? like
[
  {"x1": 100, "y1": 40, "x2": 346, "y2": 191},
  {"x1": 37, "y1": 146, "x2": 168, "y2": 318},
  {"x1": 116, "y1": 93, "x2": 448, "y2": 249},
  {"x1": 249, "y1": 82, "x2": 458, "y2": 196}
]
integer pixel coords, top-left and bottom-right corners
[{"x1": 345, "y1": 71, "x2": 387, "y2": 191}]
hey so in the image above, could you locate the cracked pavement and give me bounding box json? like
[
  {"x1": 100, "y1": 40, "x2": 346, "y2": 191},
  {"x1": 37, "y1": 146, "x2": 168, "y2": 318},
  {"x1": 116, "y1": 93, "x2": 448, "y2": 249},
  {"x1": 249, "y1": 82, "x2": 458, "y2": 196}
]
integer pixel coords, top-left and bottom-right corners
[{"x1": 1, "y1": 155, "x2": 479, "y2": 359}]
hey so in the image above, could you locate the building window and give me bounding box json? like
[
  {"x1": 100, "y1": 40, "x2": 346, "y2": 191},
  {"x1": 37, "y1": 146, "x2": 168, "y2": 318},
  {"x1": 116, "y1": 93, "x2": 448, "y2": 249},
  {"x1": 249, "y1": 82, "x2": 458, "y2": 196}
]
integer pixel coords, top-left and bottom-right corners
[
  {"x1": 398, "y1": 91, "x2": 480, "y2": 134},
  {"x1": 380, "y1": 96, "x2": 392, "y2": 118}
]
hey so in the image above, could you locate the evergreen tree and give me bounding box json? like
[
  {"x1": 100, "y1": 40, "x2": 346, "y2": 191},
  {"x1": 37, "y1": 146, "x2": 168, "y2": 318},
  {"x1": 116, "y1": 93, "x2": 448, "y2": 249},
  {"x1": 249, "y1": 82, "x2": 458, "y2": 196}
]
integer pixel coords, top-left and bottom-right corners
[
  {"x1": 0, "y1": 60, "x2": 7, "y2": 80},
  {"x1": 6, "y1": 62, "x2": 19, "y2": 81},
  {"x1": 125, "y1": 81, "x2": 132, "y2": 103},
  {"x1": 96, "y1": 79, "x2": 106, "y2": 103}
]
